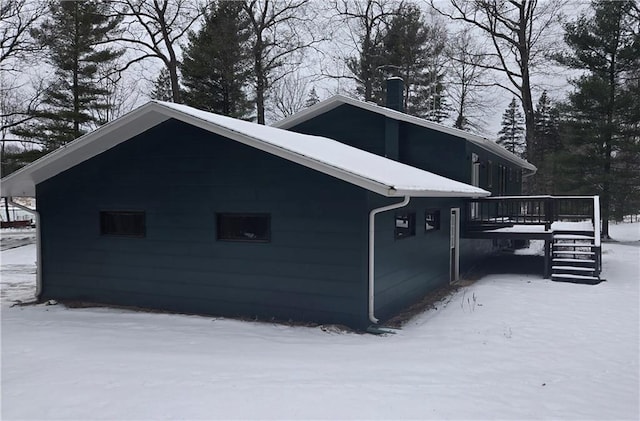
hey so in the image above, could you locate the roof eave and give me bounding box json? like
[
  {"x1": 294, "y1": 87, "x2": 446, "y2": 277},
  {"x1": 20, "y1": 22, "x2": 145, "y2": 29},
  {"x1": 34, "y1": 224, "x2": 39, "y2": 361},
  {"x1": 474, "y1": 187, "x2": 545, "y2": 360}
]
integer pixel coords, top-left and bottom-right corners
[
  {"x1": 1, "y1": 101, "x2": 493, "y2": 201},
  {"x1": 1, "y1": 102, "x2": 170, "y2": 197},
  {"x1": 389, "y1": 188, "x2": 491, "y2": 198},
  {"x1": 274, "y1": 95, "x2": 537, "y2": 172}
]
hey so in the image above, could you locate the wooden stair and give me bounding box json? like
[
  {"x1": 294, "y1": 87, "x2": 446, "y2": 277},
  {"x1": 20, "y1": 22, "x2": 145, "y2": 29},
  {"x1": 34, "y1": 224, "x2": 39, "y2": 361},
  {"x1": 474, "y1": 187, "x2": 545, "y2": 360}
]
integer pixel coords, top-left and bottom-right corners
[{"x1": 551, "y1": 231, "x2": 602, "y2": 284}]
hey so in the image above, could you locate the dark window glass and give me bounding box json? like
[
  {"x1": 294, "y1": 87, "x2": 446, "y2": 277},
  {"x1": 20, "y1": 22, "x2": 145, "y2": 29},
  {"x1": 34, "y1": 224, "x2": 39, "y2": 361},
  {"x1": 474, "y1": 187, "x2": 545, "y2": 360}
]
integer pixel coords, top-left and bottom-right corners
[
  {"x1": 395, "y1": 212, "x2": 416, "y2": 239},
  {"x1": 499, "y1": 165, "x2": 508, "y2": 195},
  {"x1": 425, "y1": 210, "x2": 441, "y2": 232},
  {"x1": 487, "y1": 160, "x2": 493, "y2": 188},
  {"x1": 100, "y1": 211, "x2": 145, "y2": 237},
  {"x1": 217, "y1": 213, "x2": 270, "y2": 242}
]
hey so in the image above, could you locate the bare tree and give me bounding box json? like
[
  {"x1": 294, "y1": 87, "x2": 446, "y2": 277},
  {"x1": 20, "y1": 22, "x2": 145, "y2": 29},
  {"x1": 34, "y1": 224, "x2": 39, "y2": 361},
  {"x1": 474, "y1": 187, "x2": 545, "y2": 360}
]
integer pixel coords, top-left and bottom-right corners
[
  {"x1": 0, "y1": 0, "x2": 46, "y2": 137},
  {"x1": 431, "y1": 0, "x2": 563, "y2": 159},
  {"x1": 243, "y1": 0, "x2": 322, "y2": 124},
  {"x1": 1, "y1": 0, "x2": 46, "y2": 182},
  {"x1": 445, "y1": 27, "x2": 494, "y2": 133},
  {"x1": 92, "y1": 59, "x2": 142, "y2": 126},
  {"x1": 0, "y1": 0, "x2": 45, "y2": 69},
  {"x1": 267, "y1": 72, "x2": 313, "y2": 122},
  {"x1": 108, "y1": 0, "x2": 204, "y2": 103}
]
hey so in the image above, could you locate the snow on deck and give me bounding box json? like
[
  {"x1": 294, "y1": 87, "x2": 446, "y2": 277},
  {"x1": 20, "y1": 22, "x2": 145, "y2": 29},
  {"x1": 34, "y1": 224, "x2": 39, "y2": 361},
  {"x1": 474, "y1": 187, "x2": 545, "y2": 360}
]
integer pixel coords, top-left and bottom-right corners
[
  {"x1": 1, "y1": 223, "x2": 638, "y2": 420},
  {"x1": 482, "y1": 220, "x2": 595, "y2": 235}
]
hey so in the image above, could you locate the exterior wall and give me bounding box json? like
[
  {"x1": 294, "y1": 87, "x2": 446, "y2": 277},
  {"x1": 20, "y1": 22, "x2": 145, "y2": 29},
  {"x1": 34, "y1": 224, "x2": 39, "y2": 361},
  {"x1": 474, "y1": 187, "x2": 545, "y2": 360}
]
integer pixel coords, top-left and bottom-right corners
[
  {"x1": 289, "y1": 104, "x2": 386, "y2": 156},
  {"x1": 398, "y1": 123, "x2": 468, "y2": 182},
  {"x1": 37, "y1": 119, "x2": 371, "y2": 328},
  {"x1": 287, "y1": 104, "x2": 524, "y2": 194},
  {"x1": 368, "y1": 195, "x2": 494, "y2": 322},
  {"x1": 465, "y1": 144, "x2": 523, "y2": 196}
]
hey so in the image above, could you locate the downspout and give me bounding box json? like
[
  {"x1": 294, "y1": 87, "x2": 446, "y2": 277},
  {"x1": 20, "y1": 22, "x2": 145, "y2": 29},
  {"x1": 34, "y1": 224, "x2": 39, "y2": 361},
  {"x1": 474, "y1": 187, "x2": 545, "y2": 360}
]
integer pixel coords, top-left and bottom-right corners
[
  {"x1": 8, "y1": 197, "x2": 42, "y2": 300},
  {"x1": 368, "y1": 195, "x2": 411, "y2": 324}
]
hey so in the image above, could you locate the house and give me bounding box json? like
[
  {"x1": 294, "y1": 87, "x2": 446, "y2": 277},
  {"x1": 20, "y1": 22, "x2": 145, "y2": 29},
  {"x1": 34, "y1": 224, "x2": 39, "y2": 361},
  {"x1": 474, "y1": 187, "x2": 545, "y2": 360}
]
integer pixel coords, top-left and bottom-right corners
[
  {"x1": 275, "y1": 78, "x2": 602, "y2": 285},
  {"x1": 1, "y1": 100, "x2": 496, "y2": 330},
  {"x1": 1, "y1": 81, "x2": 601, "y2": 330},
  {"x1": 273, "y1": 78, "x2": 536, "y2": 197}
]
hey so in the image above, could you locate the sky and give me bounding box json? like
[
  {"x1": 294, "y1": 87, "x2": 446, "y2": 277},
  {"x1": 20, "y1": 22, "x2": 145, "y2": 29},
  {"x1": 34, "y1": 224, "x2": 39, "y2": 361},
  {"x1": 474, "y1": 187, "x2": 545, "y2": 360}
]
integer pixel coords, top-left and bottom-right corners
[{"x1": 3, "y1": 0, "x2": 591, "y2": 144}]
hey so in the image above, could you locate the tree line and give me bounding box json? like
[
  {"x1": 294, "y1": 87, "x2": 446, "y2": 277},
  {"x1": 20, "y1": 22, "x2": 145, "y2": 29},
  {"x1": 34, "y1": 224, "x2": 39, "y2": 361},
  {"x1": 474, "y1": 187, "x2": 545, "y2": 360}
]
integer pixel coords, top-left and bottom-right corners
[{"x1": 1, "y1": 0, "x2": 638, "y2": 235}]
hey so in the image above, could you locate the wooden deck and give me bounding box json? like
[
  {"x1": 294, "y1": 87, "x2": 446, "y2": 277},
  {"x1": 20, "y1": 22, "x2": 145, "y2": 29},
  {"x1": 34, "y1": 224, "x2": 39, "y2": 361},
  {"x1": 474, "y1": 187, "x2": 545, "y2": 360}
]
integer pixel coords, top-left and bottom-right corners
[{"x1": 463, "y1": 196, "x2": 602, "y2": 283}]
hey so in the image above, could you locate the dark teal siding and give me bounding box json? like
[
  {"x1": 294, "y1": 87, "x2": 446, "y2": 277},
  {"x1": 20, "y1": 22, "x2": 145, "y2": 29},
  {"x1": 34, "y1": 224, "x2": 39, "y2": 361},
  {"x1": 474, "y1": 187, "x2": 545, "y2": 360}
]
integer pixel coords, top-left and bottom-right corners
[
  {"x1": 37, "y1": 119, "x2": 370, "y2": 328},
  {"x1": 367, "y1": 195, "x2": 494, "y2": 322},
  {"x1": 287, "y1": 104, "x2": 386, "y2": 156},
  {"x1": 465, "y1": 144, "x2": 523, "y2": 196},
  {"x1": 398, "y1": 123, "x2": 468, "y2": 182},
  {"x1": 287, "y1": 105, "x2": 524, "y2": 194}
]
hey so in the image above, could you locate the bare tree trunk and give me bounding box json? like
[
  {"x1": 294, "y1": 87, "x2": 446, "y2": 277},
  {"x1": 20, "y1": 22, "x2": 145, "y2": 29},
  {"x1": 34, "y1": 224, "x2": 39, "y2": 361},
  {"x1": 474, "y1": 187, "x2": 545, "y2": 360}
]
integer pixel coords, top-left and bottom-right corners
[
  {"x1": 109, "y1": 0, "x2": 203, "y2": 104},
  {"x1": 254, "y1": 37, "x2": 266, "y2": 124},
  {"x1": 432, "y1": 0, "x2": 562, "y2": 158},
  {"x1": 244, "y1": 0, "x2": 318, "y2": 125}
]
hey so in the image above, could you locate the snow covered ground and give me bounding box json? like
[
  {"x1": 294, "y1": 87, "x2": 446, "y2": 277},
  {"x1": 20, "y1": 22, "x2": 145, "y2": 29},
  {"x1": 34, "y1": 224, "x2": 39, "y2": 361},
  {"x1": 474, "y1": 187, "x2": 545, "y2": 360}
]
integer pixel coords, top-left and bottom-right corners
[{"x1": 1, "y1": 223, "x2": 639, "y2": 420}]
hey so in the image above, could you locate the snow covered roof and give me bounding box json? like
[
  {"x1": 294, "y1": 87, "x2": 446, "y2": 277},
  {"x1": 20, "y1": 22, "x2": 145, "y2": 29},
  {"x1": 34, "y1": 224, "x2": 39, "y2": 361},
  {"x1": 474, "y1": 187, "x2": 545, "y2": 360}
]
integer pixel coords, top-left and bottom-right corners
[
  {"x1": 1, "y1": 101, "x2": 490, "y2": 199},
  {"x1": 273, "y1": 95, "x2": 537, "y2": 175}
]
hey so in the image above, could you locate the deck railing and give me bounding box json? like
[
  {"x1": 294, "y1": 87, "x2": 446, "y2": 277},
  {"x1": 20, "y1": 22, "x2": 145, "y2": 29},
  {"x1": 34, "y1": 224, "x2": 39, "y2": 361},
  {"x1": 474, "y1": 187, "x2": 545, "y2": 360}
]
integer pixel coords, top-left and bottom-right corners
[
  {"x1": 466, "y1": 195, "x2": 602, "y2": 279},
  {"x1": 466, "y1": 196, "x2": 598, "y2": 230}
]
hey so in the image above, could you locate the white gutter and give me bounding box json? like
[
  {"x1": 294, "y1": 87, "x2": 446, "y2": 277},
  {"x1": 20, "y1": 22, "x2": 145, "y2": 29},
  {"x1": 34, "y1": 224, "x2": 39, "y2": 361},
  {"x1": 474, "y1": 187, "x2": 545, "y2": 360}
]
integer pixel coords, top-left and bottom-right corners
[
  {"x1": 593, "y1": 195, "x2": 601, "y2": 247},
  {"x1": 8, "y1": 198, "x2": 42, "y2": 300},
  {"x1": 368, "y1": 196, "x2": 411, "y2": 324}
]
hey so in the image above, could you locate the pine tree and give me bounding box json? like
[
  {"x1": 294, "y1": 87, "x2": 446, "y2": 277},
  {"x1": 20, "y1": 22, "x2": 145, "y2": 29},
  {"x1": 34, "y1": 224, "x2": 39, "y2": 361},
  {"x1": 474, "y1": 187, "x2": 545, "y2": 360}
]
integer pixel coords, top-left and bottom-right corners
[
  {"x1": 13, "y1": 1, "x2": 123, "y2": 151},
  {"x1": 150, "y1": 68, "x2": 173, "y2": 102},
  {"x1": 351, "y1": 3, "x2": 449, "y2": 121},
  {"x1": 382, "y1": 5, "x2": 448, "y2": 121},
  {"x1": 305, "y1": 87, "x2": 319, "y2": 108},
  {"x1": 343, "y1": 0, "x2": 396, "y2": 104},
  {"x1": 497, "y1": 98, "x2": 526, "y2": 157},
  {"x1": 555, "y1": 0, "x2": 639, "y2": 237},
  {"x1": 180, "y1": 2, "x2": 252, "y2": 118},
  {"x1": 531, "y1": 91, "x2": 561, "y2": 193}
]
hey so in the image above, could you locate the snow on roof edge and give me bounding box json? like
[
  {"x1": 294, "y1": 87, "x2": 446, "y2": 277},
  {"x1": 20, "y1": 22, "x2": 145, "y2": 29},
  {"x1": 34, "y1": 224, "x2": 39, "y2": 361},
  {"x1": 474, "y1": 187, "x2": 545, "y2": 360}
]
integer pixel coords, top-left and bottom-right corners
[
  {"x1": 273, "y1": 95, "x2": 536, "y2": 174},
  {"x1": 1, "y1": 101, "x2": 490, "y2": 199}
]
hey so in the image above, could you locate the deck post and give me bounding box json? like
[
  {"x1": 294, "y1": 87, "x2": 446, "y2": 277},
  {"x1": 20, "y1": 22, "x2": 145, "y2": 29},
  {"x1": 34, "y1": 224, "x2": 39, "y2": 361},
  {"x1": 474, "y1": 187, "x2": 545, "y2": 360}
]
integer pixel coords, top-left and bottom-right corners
[{"x1": 544, "y1": 239, "x2": 551, "y2": 279}]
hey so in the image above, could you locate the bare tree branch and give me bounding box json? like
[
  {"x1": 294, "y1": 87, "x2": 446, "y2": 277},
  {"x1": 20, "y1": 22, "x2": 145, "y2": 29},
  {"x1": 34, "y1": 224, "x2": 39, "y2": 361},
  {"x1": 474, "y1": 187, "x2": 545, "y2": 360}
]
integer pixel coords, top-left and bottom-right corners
[
  {"x1": 243, "y1": 0, "x2": 324, "y2": 124},
  {"x1": 107, "y1": 0, "x2": 204, "y2": 103},
  {"x1": 431, "y1": 0, "x2": 564, "y2": 166}
]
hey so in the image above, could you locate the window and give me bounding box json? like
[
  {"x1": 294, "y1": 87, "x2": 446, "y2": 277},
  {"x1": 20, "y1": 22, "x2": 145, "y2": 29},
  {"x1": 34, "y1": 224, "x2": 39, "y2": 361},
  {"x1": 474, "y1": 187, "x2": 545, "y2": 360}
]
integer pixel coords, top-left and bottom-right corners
[
  {"x1": 100, "y1": 211, "x2": 145, "y2": 237},
  {"x1": 395, "y1": 212, "x2": 416, "y2": 239},
  {"x1": 486, "y1": 160, "x2": 493, "y2": 188},
  {"x1": 499, "y1": 165, "x2": 508, "y2": 195},
  {"x1": 217, "y1": 213, "x2": 270, "y2": 242},
  {"x1": 424, "y1": 210, "x2": 441, "y2": 232}
]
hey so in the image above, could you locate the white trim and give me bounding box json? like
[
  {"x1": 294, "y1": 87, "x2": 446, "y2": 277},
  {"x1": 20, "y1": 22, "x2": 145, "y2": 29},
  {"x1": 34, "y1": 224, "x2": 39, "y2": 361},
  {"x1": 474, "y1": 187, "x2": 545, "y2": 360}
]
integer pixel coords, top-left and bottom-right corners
[
  {"x1": 368, "y1": 196, "x2": 411, "y2": 324},
  {"x1": 1, "y1": 101, "x2": 490, "y2": 199},
  {"x1": 1, "y1": 105, "x2": 169, "y2": 196},
  {"x1": 274, "y1": 95, "x2": 537, "y2": 174}
]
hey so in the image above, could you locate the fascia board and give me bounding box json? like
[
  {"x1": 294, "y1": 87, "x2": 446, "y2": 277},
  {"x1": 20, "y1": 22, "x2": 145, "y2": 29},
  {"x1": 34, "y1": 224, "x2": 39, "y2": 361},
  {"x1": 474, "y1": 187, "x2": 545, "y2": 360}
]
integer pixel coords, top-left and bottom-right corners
[
  {"x1": 271, "y1": 97, "x2": 345, "y2": 129},
  {"x1": 390, "y1": 189, "x2": 490, "y2": 198},
  {"x1": 1, "y1": 104, "x2": 170, "y2": 197},
  {"x1": 164, "y1": 107, "x2": 491, "y2": 199},
  {"x1": 160, "y1": 108, "x2": 401, "y2": 197},
  {"x1": 274, "y1": 95, "x2": 537, "y2": 174},
  {"x1": 1, "y1": 101, "x2": 492, "y2": 200}
]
